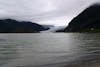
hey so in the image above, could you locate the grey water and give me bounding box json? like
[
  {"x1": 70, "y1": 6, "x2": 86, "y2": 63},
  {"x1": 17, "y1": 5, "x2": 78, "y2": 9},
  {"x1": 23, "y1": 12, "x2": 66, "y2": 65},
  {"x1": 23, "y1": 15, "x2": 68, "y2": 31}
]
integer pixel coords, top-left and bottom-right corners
[{"x1": 0, "y1": 33, "x2": 100, "y2": 67}]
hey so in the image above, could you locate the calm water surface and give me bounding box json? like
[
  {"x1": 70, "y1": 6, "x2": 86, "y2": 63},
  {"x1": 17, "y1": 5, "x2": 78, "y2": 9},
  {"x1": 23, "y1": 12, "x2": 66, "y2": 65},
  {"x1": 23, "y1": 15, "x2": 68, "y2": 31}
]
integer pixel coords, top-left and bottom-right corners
[{"x1": 0, "y1": 33, "x2": 100, "y2": 67}]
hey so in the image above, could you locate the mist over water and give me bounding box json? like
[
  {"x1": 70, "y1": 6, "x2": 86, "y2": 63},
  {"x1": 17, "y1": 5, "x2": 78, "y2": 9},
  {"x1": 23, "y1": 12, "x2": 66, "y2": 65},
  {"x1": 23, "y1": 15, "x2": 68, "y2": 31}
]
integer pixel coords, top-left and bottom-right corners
[{"x1": 0, "y1": 33, "x2": 100, "y2": 67}]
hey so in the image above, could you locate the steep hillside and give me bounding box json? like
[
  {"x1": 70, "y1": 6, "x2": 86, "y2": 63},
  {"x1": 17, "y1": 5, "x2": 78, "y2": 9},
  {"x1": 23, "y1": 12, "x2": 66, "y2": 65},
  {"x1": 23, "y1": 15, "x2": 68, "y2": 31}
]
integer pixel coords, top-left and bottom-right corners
[{"x1": 64, "y1": 4, "x2": 100, "y2": 32}]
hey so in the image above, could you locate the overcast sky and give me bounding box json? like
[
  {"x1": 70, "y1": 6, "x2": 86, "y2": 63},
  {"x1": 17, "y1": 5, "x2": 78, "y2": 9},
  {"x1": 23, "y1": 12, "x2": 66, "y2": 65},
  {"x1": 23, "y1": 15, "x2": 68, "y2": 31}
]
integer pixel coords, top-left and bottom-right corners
[{"x1": 0, "y1": 0, "x2": 100, "y2": 26}]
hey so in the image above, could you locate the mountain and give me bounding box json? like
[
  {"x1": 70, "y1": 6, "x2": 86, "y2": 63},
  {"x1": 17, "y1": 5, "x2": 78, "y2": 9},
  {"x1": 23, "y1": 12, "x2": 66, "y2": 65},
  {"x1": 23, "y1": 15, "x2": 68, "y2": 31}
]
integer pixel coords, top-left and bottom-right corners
[
  {"x1": 0, "y1": 19, "x2": 47, "y2": 33},
  {"x1": 64, "y1": 4, "x2": 100, "y2": 32}
]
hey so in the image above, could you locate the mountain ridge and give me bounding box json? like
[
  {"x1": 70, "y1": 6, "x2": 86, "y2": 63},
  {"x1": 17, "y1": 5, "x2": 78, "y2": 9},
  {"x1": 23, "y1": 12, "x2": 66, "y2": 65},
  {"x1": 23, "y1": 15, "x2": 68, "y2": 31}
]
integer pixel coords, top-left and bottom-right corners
[{"x1": 0, "y1": 19, "x2": 47, "y2": 33}]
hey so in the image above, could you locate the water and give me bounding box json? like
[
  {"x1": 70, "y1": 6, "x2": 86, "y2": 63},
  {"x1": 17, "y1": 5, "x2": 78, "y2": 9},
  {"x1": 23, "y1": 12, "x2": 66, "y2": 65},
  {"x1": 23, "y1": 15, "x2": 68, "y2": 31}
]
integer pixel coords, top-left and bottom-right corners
[{"x1": 0, "y1": 33, "x2": 100, "y2": 67}]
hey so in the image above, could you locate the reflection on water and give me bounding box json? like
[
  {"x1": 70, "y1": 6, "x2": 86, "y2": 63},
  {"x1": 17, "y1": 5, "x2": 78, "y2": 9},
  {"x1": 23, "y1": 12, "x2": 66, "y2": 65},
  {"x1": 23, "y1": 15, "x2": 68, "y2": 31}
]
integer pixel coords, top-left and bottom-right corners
[{"x1": 0, "y1": 33, "x2": 100, "y2": 67}]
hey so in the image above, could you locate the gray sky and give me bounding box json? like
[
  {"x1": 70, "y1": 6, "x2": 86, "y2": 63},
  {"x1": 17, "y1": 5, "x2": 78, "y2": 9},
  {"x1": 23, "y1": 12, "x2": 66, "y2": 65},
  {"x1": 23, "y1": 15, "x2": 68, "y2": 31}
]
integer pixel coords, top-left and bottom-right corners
[{"x1": 0, "y1": 0, "x2": 100, "y2": 26}]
